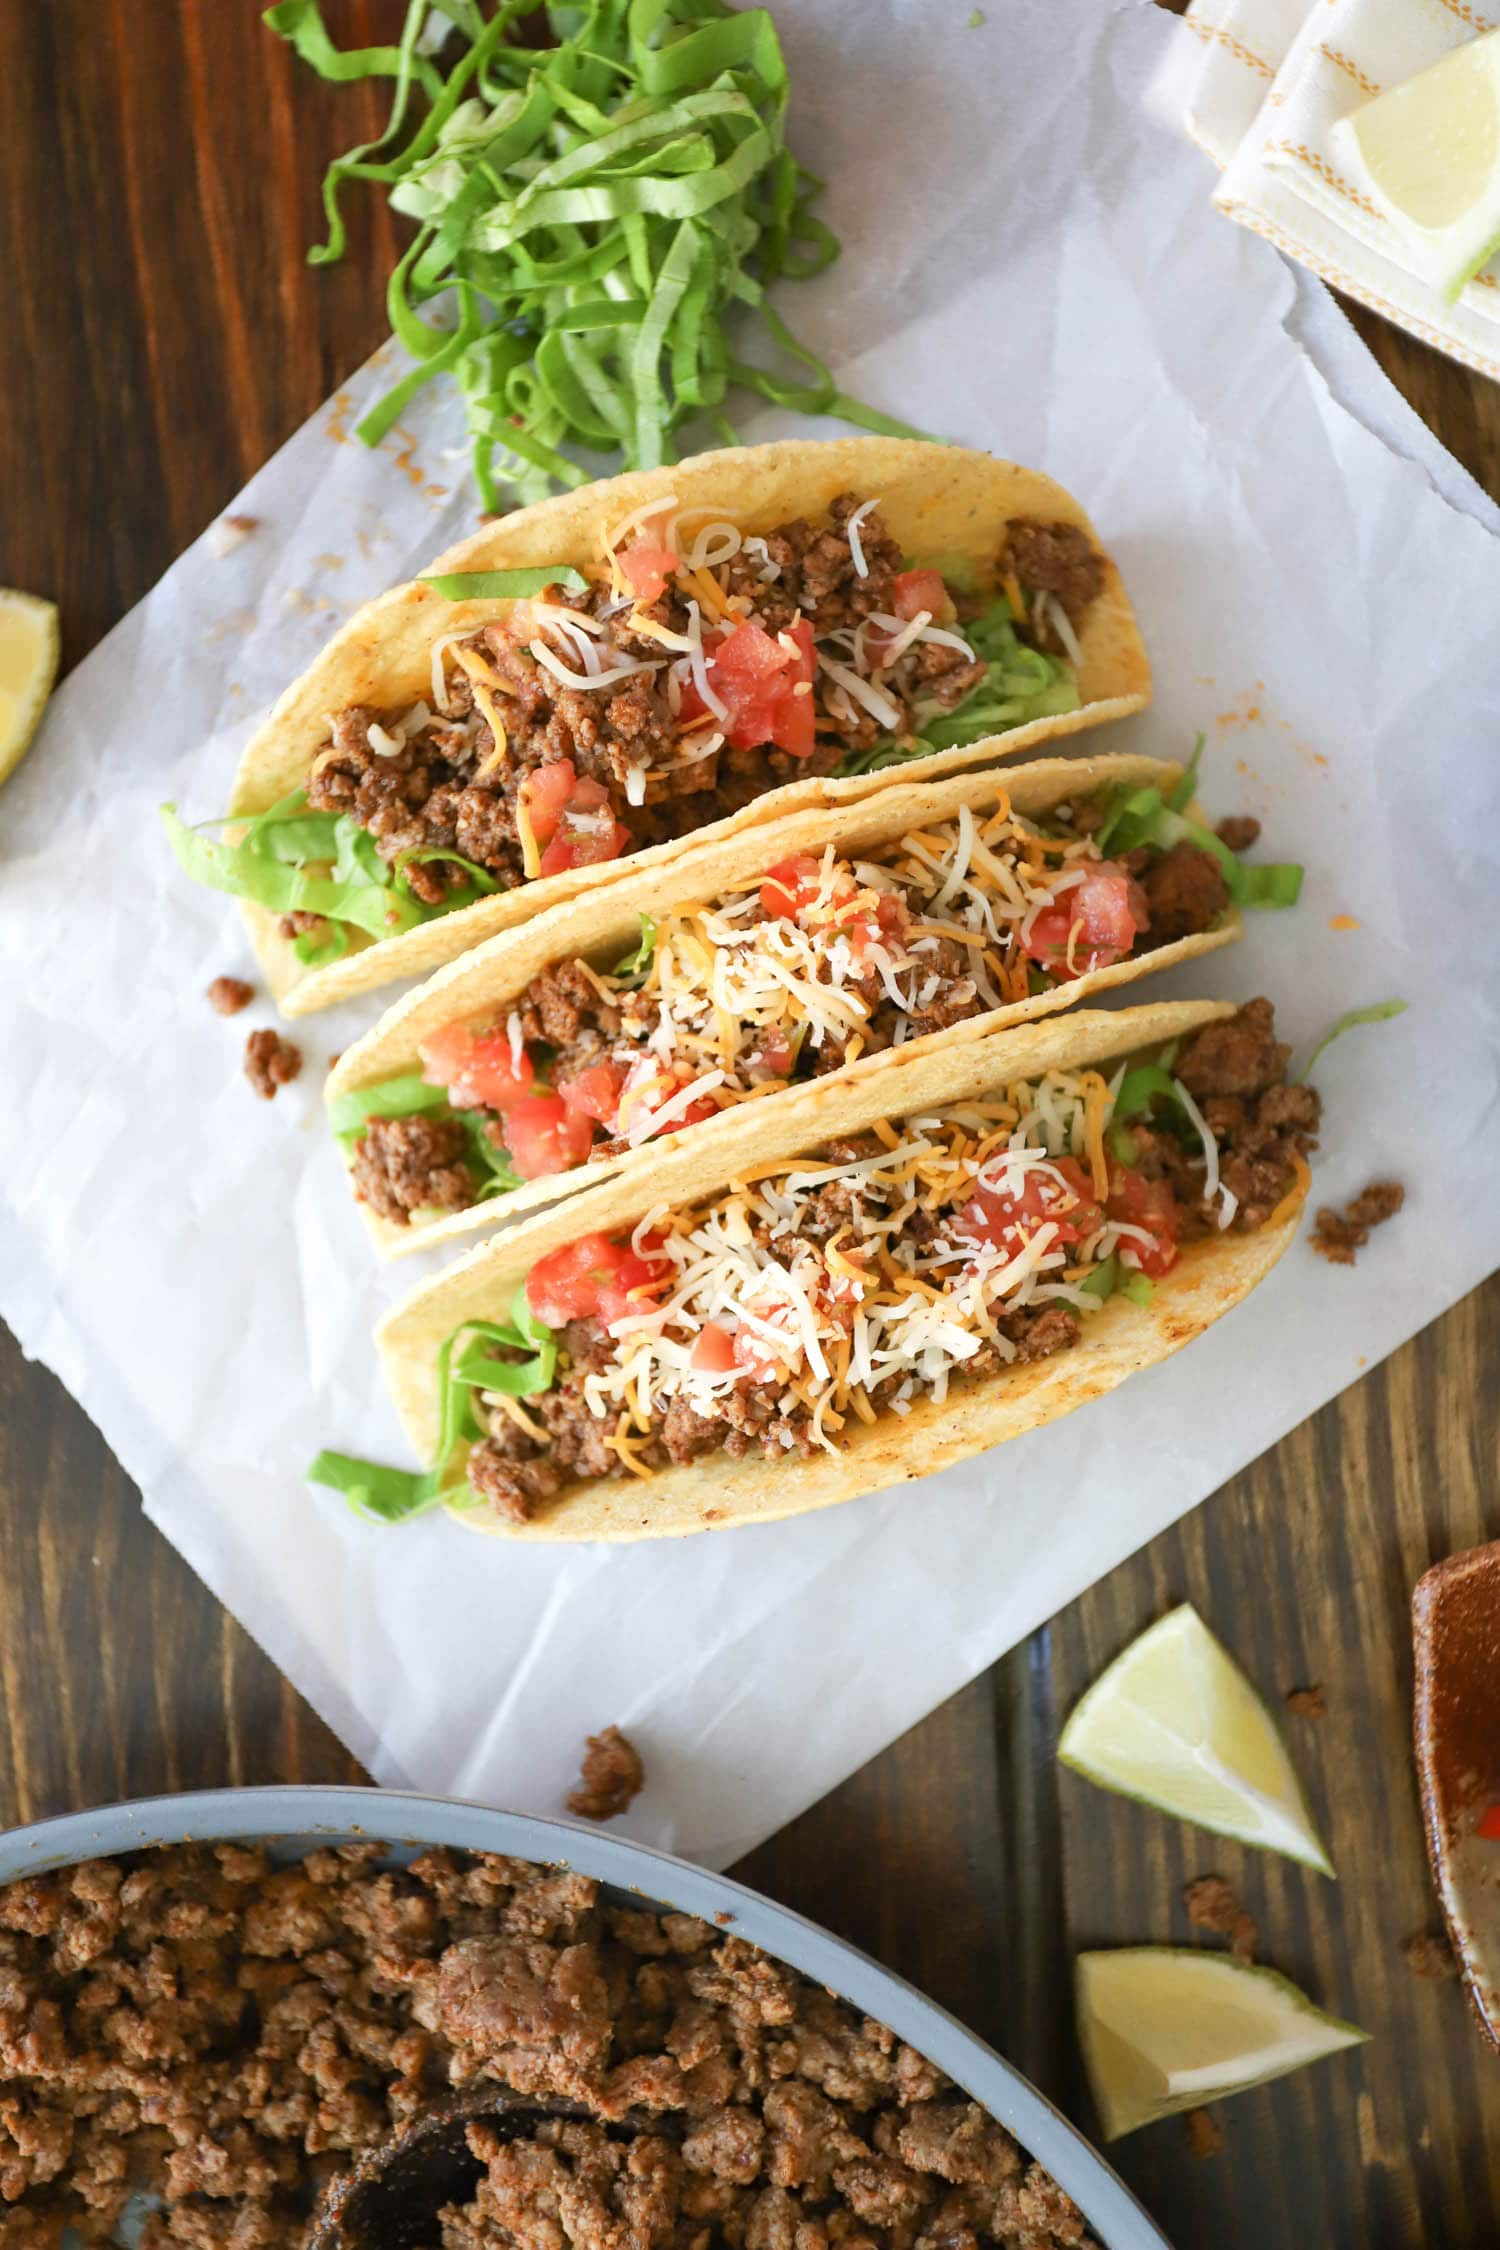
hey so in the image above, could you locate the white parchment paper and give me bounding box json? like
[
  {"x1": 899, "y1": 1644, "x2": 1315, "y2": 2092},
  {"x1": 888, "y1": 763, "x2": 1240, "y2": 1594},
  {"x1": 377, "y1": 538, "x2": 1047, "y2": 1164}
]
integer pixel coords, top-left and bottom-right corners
[{"x1": 3, "y1": 0, "x2": 1498, "y2": 1869}]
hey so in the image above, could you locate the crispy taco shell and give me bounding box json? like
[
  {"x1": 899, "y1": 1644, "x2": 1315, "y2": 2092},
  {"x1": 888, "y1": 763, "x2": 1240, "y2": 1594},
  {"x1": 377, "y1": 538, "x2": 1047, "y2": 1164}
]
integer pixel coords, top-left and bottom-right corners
[
  {"x1": 331, "y1": 755, "x2": 1237, "y2": 1259},
  {"x1": 233, "y1": 437, "x2": 1150, "y2": 1015},
  {"x1": 374, "y1": 1001, "x2": 1305, "y2": 1543}
]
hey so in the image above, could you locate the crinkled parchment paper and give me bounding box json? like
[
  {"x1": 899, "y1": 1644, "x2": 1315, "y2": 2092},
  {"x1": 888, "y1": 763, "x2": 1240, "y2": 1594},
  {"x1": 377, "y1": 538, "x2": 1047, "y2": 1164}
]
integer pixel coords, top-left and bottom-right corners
[{"x1": 2, "y1": 0, "x2": 1497, "y2": 1865}]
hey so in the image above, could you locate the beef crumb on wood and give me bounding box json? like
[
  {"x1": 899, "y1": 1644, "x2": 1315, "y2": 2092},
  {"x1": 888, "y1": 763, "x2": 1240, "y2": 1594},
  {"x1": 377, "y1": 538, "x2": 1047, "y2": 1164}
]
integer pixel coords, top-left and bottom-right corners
[
  {"x1": 1184, "y1": 2109, "x2": 1227, "y2": 2159},
  {"x1": 206, "y1": 974, "x2": 254, "y2": 1015},
  {"x1": 243, "y1": 1027, "x2": 302, "y2": 1099},
  {"x1": 566, "y1": 1725, "x2": 645, "y2": 1823},
  {"x1": 350, "y1": 1113, "x2": 475, "y2": 1225},
  {"x1": 1285, "y1": 1684, "x2": 1327, "y2": 1719},
  {"x1": 1403, "y1": 1931, "x2": 1460, "y2": 1980},
  {"x1": 1311, "y1": 1180, "x2": 1405, "y2": 1265},
  {"x1": 0, "y1": 1841, "x2": 1099, "y2": 2250},
  {"x1": 1184, "y1": 1874, "x2": 1258, "y2": 1962}
]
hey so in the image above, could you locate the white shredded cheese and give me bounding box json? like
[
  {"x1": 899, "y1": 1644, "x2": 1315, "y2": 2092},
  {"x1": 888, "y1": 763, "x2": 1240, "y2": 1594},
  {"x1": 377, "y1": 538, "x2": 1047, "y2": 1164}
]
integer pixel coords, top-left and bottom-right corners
[
  {"x1": 528, "y1": 640, "x2": 662, "y2": 693},
  {"x1": 844, "y1": 498, "x2": 879, "y2": 579},
  {"x1": 817, "y1": 654, "x2": 903, "y2": 732}
]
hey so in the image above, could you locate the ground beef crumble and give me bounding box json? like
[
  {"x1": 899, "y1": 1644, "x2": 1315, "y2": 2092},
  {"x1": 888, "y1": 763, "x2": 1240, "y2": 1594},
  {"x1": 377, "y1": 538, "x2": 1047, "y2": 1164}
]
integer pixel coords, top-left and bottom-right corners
[
  {"x1": 1183, "y1": 1876, "x2": 1257, "y2": 1963},
  {"x1": 0, "y1": 1845, "x2": 1094, "y2": 2250},
  {"x1": 566, "y1": 1728, "x2": 645, "y2": 1824},
  {"x1": 351, "y1": 1115, "x2": 476, "y2": 1226},
  {"x1": 1284, "y1": 1685, "x2": 1327, "y2": 1720},
  {"x1": 243, "y1": 1028, "x2": 302, "y2": 1100},
  {"x1": 206, "y1": 977, "x2": 253, "y2": 1016},
  {"x1": 1310, "y1": 1180, "x2": 1404, "y2": 1266}
]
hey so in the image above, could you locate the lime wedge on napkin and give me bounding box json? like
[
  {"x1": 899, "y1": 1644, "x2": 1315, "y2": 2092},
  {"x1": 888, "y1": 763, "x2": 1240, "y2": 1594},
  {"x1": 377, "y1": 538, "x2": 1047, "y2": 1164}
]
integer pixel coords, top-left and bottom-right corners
[
  {"x1": 1058, "y1": 1605, "x2": 1334, "y2": 1874},
  {"x1": 1076, "y1": 1947, "x2": 1368, "y2": 2139},
  {"x1": 0, "y1": 589, "x2": 60, "y2": 786},
  {"x1": 1332, "y1": 31, "x2": 1500, "y2": 301}
]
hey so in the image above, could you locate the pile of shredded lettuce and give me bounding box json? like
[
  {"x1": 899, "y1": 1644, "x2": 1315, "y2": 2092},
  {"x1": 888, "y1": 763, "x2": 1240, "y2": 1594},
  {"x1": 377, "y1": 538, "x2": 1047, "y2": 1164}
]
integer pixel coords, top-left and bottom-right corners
[{"x1": 267, "y1": 0, "x2": 924, "y2": 508}]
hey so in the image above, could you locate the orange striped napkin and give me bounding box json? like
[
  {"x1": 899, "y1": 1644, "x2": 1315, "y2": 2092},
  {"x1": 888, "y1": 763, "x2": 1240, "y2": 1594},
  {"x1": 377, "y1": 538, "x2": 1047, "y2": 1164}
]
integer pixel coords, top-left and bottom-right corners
[{"x1": 1164, "y1": 0, "x2": 1500, "y2": 380}]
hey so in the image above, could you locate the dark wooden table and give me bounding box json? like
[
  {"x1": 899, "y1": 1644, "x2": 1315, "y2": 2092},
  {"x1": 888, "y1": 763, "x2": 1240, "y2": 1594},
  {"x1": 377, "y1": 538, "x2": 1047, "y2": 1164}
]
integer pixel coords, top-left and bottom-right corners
[{"x1": 3, "y1": 6, "x2": 1497, "y2": 2244}]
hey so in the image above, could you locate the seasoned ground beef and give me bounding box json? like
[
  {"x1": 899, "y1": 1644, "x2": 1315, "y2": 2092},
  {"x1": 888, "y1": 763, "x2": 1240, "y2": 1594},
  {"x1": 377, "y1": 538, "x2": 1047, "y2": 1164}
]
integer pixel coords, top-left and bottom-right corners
[
  {"x1": 1183, "y1": 1876, "x2": 1257, "y2": 1963},
  {"x1": 1215, "y1": 815, "x2": 1261, "y2": 854},
  {"x1": 1311, "y1": 1179, "x2": 1404, "y2": 1265},
  {"x1": 206, "y1": 975, "x2": 253, "y2": 1016},
  {"x1": 515, "y1": 961, "x2": 621, "y2": 1053},
  {"x1": 1136, "y1": 841, "x2": 1228, "y2": 947},
  {"x1": 996, "y1": 521, "x2": 1104, "y2": 636},
  {"x1": 0, "y1": 1845, "x2": 1094, "y2": 2250},
  {"x1": 1129, "y1": 1000, "x2": 1319, "y2": 1237},
  {"x1": 566, "y1": 1727, "x2": 645, "y2": 1823},
  {"x1": 243, "y1": 1027, "x2": 302, "y2": 1100},
  {"x1": 351, "y1": 1114, "x2": 476, "y2": 1226}
]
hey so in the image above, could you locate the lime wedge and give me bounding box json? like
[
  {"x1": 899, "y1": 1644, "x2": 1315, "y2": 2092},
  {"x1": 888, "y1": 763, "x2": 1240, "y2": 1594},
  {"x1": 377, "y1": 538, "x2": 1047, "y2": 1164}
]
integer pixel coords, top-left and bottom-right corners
[
  {"x1": 1077, "y1": 1947, "x2": 1368, "y2": 2140},
  {"x1": 1057, "y1": 1605, "x2": 1334, "y2": 1874},
  {"x1": 1332, "y1": 31, "x2": 1500, "y2": 300},
  {"x1": 0, "y1": 589, "x2": 60, "y2": 787}
]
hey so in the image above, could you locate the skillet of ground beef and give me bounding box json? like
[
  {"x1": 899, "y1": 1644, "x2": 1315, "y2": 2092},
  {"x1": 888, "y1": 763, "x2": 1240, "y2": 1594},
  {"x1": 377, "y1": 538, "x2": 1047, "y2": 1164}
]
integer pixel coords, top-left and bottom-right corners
[{"x1": 0, "y1": 1845, "x2": 1094, "y2": 2250}]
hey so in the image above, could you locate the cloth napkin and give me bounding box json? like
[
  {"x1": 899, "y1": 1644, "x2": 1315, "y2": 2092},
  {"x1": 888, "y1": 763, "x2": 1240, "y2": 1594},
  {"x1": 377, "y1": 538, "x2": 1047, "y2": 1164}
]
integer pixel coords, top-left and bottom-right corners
[{"x1": 1158, "y1": 0, "x2": 1500, "y2": 379}]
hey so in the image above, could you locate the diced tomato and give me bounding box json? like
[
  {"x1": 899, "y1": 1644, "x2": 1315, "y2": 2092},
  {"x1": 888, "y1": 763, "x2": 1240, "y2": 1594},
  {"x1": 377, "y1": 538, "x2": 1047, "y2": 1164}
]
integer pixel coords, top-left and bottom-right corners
[
  {"x1": 761, "y1": 854, "x2": 825, "y2": 919},
  {"x1": 733, "y1": 1326, "x2": 789, "y2": 1380},
  {"x1": 616, "y1": 1055, "x2": 722, "y2": 1141},
  {"x1": 1478, "y1": 1804, "x2": 1500, "y2": 1841},
  {"x1": 520, "y1": 760, "x2": 579, "y2": 847},
  {"x1": 848, "y1": 889, "x2": 910, "y2": 960},
  {"x1": 419, "y1": 1021, "x2": 535, "y2": 1113},
  {"x1": 520, "y1": 760, "x2": 632, "y2": 878},
  {"x1": 690, "y1": 1321, "x2": 739, "y2": 1375},
  {"x1": 705, "y1": 618, "x2": 817, "y2": 759},
  {"x1": 754, "y1": 1025, "x2": 798, "y2": 1079},
  {"x1": 960, "y1": 1157, "x2": 1103, "y2": 1257},
  {"x1": 1023, "y1": 862, "x2": 1150, "y2": 982},
  {"x1": 558, "y1": 1059, "x2": 625, "y2": 1129},
  {"x1": 618, "y1": 541, "x2": 678, "y2": 605},
  {"x1": 500, "y1": 1093, "x2": 596, "y2": 1181},
  {"x1": 892, "y1": 568, "x2": 953, "y2": 624},
  {"x1": 1106, "y1": 1160, "x2": 1181, "y2": 1278},
  {"x1": 526, "y1": 1231, "x2": 670, "y2": 1331}
]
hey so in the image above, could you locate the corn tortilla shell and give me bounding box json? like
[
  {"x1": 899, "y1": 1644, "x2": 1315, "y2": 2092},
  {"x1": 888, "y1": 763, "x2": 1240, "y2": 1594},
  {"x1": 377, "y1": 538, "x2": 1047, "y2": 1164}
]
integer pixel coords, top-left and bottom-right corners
[
  {"x1": 372, "y1": 1001, "x2": 1304, "y2": 1543},
  {"x1": 331, "y1": 755, "x2": 1237, "y2": 1259},
  {"x1": 231, "y1": 437, "x2": 1151, "y2": 1016}
]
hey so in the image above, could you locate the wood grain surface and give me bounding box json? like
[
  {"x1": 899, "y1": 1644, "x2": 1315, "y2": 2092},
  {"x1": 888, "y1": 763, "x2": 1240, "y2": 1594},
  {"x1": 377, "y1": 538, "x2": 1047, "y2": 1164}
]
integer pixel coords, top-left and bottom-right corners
[{"x1": 2, "y1": 5, "x2": 1498, "y2": 2245}]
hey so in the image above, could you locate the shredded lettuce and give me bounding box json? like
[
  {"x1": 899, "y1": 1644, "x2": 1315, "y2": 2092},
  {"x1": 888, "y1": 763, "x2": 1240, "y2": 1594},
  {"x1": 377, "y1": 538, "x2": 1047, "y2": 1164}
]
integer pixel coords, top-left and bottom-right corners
[
  {"x1": 160, "y1": 794, "x2": 498, "y2": 956},
  {"x1": 1296, "y1": 999, "x2": 1408, "y2": 1083},
  {"x1": 331, "y1": 1069, "x2": 523, "y2": 1200},
  {"x1": 422, "y1": 566, "x2": 589, "y2": 599},
  {"x1": 266, "y1": 0, "x2": 928, "y2": 508},
  {"x1": 838, "y1": 599, "x2": 1080, "y2": 777},
  {"x1": 308, "y1": 1289, "x2": 557, "y2": 1525},
  {"x1": 611, "y1": 913, "x2": 658, "y2": 980},
  {"x1": 1094, "y1": 775, "x2": 1303, "y2": 911}
]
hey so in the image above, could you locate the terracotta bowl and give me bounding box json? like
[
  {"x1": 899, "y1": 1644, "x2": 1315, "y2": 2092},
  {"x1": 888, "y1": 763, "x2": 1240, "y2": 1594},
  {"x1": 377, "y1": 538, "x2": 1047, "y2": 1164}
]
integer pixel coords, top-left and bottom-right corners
[{"x1": 1413, "y1": 1540, "x2": 1500, "y2": 2050}]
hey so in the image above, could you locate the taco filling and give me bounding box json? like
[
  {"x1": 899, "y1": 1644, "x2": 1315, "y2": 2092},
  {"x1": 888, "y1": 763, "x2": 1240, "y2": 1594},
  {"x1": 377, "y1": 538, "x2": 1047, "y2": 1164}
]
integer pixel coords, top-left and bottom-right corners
[
  {"x1": 164, "y1": 496, "x2": 1107, "y2": 969},
  {"x1": 334, "y1": 771, "x2": 1299, "y2": 1227},
  {"x1": 313, "y1": 1002, "x2": 1318, "y2": 1527}
]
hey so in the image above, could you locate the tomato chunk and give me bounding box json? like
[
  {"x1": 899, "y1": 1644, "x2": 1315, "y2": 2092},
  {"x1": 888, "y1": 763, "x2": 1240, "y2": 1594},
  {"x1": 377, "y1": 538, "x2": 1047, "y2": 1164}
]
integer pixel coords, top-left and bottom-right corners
[
  {"x1": 761, "y1": 854, "x2": 826, "y2": 919},
  {"x1": 419, "y1": 1021, "x2": 535, "y2": 1113},
  {"x1": 706, "y1": 618, "x2": 817, "y2": 759},
  {"x1": 1105, "y1": 1159, "x2": 1181, "y2": 1278},
  {"x1": 959, "y1": 1157, "x2": 1103, "y2": 1257},
  {"x1": 618, "y1": 540, "x2": 678, "y2": 605},
  {"x1": 690, "y1": 1321, "x2": 739, "y2": 1375},
  {"x1": 1023, "y1": 862, "x2": 1150, "y2": 982},
  {"x1": 558, "y1": 1059, "x2": 625, "y2": 1128},
  {"x1": 520, "y1": 760, "x2": 632, "y2": 879},
  {"x1": 500, "y1": 1093, "x2": 596, "y2": 1181},
  {"x1": 1479, "y1": 1804, "x2": 1500, "y2": 1841},
  {"x1": 526, "y1": 1231, "x2": 669, "y2": 1330},
  {"x1": 892, "y1": 567, "x2": 953, "y2": 624}
]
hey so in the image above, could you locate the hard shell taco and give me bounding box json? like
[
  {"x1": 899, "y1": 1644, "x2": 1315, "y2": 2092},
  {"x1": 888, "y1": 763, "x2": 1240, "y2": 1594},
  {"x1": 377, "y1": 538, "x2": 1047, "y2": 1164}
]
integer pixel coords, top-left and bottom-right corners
[
  {"x1": 326, "y1": 751, "x2": 1301, "y2": 1257},
  {"x1": 163, "y1": 437, "x2": 1150, "y2": 1016},
  {"x1": 313, "y1": 997, "x2": 1320, "y2": 1543}
]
